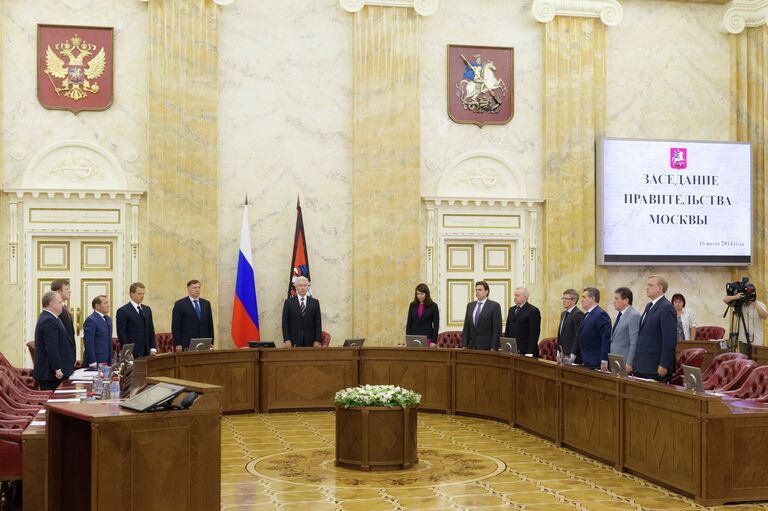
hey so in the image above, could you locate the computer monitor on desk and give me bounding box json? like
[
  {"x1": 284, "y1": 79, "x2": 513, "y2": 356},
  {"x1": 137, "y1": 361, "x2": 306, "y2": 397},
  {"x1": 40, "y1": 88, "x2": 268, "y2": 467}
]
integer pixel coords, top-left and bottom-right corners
[
  {"x1": 120, "y1": 382, "x2": 186, "y2": 412},
  {"x1": 608, "y1": 353, "x2": 627, "y2": 377},
  {"x1": 343, "y1": 338, "x2": 365, "y2": 347},
  {"x1": 189, "y1": 338, "x2": 213, "y2": 351},
  {"x1": 405, "y1": 335, "x2": 428, "y2": 348},
  {"x1": 683, "y1": 365, "x2": 704, "y2": 392},
  {"x1": 499, "y1": 337, "x2": 518, "y2": 354}
]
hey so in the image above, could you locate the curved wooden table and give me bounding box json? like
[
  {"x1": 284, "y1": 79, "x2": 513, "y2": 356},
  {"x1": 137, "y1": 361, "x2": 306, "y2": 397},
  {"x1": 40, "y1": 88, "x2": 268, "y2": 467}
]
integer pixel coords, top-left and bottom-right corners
[{"x1": 133, "y1": 346, "x2": 768, "y2": 506}]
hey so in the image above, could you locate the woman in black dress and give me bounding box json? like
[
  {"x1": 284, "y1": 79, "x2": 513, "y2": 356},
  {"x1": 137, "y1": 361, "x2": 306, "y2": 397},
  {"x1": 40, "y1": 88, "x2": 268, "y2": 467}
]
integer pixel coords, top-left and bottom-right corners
[{"x1": 406, "y1": 283, "x2": 440, "y2": 347}]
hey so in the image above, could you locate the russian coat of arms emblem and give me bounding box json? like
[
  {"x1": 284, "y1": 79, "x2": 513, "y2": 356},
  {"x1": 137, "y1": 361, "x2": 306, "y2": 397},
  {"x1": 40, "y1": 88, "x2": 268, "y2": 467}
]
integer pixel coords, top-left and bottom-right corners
[{"x1": 38, "y1": 25, "x2": 114, "y2": 113}]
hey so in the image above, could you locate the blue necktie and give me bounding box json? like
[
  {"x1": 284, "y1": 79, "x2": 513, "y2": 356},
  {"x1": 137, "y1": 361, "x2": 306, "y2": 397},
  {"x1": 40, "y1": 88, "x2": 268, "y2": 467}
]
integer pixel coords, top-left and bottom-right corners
[
  {"x1": 193, "y1": 299, "x2": 201, "y2": 320},
  {"x1": 473, "y1": 302, "x2": 483, "y2": 326}
]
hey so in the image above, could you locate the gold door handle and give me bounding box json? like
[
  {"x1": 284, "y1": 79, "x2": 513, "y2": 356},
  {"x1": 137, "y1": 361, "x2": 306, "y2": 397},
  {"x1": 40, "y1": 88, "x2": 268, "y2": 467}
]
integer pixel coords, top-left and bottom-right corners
[{"x1": 76, "y1": 306, "x2": 83, "y2": 336}]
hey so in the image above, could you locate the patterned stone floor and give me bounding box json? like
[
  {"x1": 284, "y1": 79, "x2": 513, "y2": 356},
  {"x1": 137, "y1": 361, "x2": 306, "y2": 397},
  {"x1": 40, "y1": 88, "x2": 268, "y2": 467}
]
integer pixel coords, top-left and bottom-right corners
[{"x1": 221, "y1": 412, "x2": 768, "y2": 511}]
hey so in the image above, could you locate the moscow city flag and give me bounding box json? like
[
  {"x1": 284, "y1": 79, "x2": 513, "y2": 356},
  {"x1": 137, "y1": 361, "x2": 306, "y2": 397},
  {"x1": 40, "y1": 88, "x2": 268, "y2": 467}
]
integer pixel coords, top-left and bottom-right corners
[{"x1": 288, "y1": 197, "x2": 311, "y2": 297}]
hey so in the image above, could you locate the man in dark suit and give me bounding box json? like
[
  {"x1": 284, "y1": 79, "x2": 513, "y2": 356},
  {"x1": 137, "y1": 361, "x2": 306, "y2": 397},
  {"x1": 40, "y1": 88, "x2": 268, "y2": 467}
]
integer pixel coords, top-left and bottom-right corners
[
  {"x1": 282, "y1": 276, "x2": 322, "y2": 347},
  {"x1": 572, "y1": 287, "x2": 612, "y2": 369},
  {"x1": 33, "y1": 291, "x2": 75, "y2": 390},
  {"x1": 505, "y1": 287, "x2": 541, "y2": 356},
  {"x1": 172, "y1": 279, "x2": 215, "y2": 351},
  {"x1": 51, "y1": 279, "x2": 75, "y2": 349},
  {"x1": 556, "y1": 288, "x2": 584, "y2": 357},
  {"x1": 116, "y1": 282, "x2": 157, "y2": 358},
  {"x1": 634, "y1": 275, "x2": 677, "y2": 381},
  {"x1": 462, "y1": 281, "x2": 502, "y2": 351},
  {"x1": 83, "y1": 295, "x2": 113, "y2": 367}
]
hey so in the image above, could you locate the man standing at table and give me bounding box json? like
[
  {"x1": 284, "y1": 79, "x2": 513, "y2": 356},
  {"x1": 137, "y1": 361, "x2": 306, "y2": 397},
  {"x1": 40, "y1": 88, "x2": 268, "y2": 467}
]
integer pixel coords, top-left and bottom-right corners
[
  {"x1": 556, "y1": 288, "x2": 584, "y2": 358},
  {"x1": 33, "y1": 291, "x2": 75, "y2": 390},
  {"x1": 635, "y1": 275, "x2": 677, "y2": 381},
  {"x1": 282, "y1": 276, "x2": 322, "y2": 347},
  {"x1": 609, "y1": 287, "x2": 640, "y2": 373},
  {"x1": 572, "y1": 287, "x2": 612, "y2": 369},
  {"x1": 51, "y1": 279, "x2": 75, "y2": 350},
  {"x1": 83, "y1": 295, "x2": 113, "y2": 367},
  {"x1": 505, "y1": 287, "x2": 541, "y2": 356},
  {"x1": 172, "y1": 280, "x2": 215, "y2": 351},
  {"x1": 116, "y1": 282, "x2": 157, "y2": 358},
  {"x1": 462, "y1": 281, "x2": 502, "y2": 350}
]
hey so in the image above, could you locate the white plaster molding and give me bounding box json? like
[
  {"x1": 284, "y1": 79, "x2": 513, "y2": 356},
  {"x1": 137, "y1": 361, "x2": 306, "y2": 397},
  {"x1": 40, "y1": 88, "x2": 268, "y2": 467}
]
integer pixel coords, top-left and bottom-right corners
[
  {"x1": 4, "y1": 189, "x2": 144, "y2": 200},
  {"x1": 22, "y1": 140, "x2": 129, "y2": 190},
  {"x1": 531, "y1": 0, "x2": 623, "y2": 26},
  {"x1": 339, "y1": 0, "x2": 438, "y2": 16},
  {"x1": 721, "y1": 0, "x2": 768, "y2": 34},
  {"x1": 423, "y1": 196, "x2": 545, "y2": 208},
  {"x1": 8, "y1": 200, "x2": 18, "y2": 284},
  {"x1": 435, "y1": 151, "x2": 531, "y2": 199}
]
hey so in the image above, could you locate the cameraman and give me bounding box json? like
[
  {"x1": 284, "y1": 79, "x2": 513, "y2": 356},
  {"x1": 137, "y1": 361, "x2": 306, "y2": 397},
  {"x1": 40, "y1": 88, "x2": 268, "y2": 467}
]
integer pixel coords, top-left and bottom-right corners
[{"x1": 723, "y1": 292, "x2": 768, "y2": 346}]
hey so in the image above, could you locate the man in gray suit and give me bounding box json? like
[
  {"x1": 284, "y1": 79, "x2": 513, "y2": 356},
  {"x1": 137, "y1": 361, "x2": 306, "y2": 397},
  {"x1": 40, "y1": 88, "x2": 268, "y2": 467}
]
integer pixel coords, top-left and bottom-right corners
[{"x1": 609, "y1": 287, "x2": 641, "y2": 373}]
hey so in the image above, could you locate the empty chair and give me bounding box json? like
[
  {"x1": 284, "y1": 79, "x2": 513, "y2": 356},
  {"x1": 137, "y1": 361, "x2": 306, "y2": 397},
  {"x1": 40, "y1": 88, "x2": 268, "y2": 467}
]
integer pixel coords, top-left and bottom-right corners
[
  {"x1": 724, "y1": 366, "x2": 768, "y2": 401},
  {"x1": 538, "y1": 337, "x2": 557, "y2": 362},
  {"x1": 701, "y1": 351, "x2": 747, "y2": 381},
  {"x1": 436, "y1": 331, "x2": 462, "y2": 349},
  {"x1": 703, "y1": 358, "x2": 756, "y2": 392},
  {"x1": 670, "y1": 348, "x2": 707, "y2": 385},
  {"x1": 0, "y1": 353, "x2": 35, "y2": 389},
  {"x1": 321, "y1": 331, "x2": 331, "y2": 346},
  {"x1": 0, "y1": 367, "x2": 50, "y2": 399},
  {"x1": 694, "y1": 326, "x2": 726, "y2": 340}
]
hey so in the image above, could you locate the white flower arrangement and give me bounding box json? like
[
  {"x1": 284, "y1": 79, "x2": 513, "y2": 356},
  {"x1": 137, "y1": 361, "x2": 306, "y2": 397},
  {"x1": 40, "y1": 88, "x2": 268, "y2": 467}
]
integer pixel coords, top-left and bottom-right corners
[{"x1": 334, "y1": 384, "x2": 421, "y2": 409}]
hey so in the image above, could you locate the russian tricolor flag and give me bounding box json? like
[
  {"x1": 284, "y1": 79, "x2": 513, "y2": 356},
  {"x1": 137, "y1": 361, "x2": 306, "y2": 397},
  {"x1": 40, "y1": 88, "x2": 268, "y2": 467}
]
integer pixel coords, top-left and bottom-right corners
[{"x1": 231, "y1": 198, "x2": 260, "y2": 347}]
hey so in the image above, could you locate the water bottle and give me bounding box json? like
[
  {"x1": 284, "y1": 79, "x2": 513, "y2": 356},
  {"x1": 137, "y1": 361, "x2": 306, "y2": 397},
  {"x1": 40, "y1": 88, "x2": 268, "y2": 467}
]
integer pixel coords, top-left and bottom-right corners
[
  {"x1": 93, "y1": 377, "x2": 104, "y2": 397},
  {"x1": 110, "y1": 376, "x2": 121, "y2": 402}
]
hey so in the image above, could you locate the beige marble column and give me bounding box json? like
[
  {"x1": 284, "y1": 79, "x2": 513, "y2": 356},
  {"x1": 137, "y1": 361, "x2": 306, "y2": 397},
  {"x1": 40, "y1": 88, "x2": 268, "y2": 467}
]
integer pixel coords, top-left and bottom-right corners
[
  {"x1": 146, "y1": 0, "x2": 219, "y2": 333},
  {"x1": 730, "y1": 25, "x2": 768, "y2": 340},
  {"x1": 534, "y1": 0, "x2": 618, "y2": 329},
  {"x1": 351, "y1": 6, "x2": 421, "y2": 346}
]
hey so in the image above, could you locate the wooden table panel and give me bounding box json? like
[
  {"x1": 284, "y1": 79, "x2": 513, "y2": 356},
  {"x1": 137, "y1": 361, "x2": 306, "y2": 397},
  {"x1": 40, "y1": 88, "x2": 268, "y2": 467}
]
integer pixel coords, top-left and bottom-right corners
[
  {"x1": 560, "y1": 368, "x2": 620, "y2": 465},
  {"x1": 454, "y1": 350, "x2": 511, "y2": 422},
  {"x1": 260, "y1": 347, "x2": 357, "y2": 411},
  {"x1": 512, "y1": 357, "x2": 558, "y2": 440},
  {"x1": 359, "y1": 348, "x2": 451, "y2": 412},
  {"x1": 177, "y1": 350, "x2": 257, "y2": 413}
]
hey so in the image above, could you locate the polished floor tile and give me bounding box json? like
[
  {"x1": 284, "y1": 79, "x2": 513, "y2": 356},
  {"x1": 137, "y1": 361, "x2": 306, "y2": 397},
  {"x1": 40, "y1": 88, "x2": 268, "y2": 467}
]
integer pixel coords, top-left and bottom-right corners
[{"x1": 219, "y1": 412, "x2": 768, "y2": 510}]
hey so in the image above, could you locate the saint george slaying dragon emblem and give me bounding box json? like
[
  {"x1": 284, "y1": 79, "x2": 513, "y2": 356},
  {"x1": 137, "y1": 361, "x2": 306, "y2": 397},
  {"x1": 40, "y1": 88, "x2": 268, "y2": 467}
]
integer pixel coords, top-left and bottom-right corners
[
  {"x1": 44, "y1": 34, "x2": 105, "y2": 101},
  {"x1": 456, "y1": 54, "x2": 507, "y2": 114}
]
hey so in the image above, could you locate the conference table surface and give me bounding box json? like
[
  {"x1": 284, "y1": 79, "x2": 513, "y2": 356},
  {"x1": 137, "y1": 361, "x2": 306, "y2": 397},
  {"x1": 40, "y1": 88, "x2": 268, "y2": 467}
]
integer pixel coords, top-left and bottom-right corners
[{"x1": 127, "y1": 345, "x2": 768, "y2": 506}]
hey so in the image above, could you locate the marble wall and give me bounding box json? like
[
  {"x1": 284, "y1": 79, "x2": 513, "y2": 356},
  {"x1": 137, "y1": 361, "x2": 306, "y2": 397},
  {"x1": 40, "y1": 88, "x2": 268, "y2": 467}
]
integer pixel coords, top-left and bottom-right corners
[
  {"x1": 0, "y1": 0, "x2": 148, "y2": 364},
  {"x1": 603, "y1": 0, "x2": 733, "y2": 336},
  {"x1": 217, "y1": 1, "x2": 353, "y2": 346},
  {"x1": 0, "y1": 0, "x2": 750, "y2": 363}
]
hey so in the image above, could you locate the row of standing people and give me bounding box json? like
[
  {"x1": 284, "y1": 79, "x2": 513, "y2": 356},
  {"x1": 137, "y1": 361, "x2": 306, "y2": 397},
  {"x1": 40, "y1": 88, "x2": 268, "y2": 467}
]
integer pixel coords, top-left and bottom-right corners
[
  {"x1": 33, "y1": 279, "x2": 214, "y2": 390},
  {"x1": 406, "y1": 276, "x2": 681, "y2": 382}
]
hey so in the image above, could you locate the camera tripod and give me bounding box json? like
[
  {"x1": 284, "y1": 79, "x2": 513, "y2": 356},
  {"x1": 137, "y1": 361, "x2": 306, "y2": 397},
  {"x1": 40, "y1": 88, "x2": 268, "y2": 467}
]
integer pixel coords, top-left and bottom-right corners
[{"x1": 726, "y1": 303, "x2": 752, "y2": 358}]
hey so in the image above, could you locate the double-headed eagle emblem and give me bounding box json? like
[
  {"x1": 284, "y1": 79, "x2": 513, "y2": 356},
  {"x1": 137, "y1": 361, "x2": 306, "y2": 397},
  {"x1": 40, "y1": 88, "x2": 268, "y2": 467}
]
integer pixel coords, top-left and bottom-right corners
[{"x1": 44, "y1": 34, "x2": 105, "y2": 101}]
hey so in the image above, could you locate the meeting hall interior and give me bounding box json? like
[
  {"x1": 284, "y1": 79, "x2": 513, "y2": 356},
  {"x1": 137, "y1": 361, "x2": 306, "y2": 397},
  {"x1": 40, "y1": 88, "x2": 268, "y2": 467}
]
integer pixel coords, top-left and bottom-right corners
[{"x1": 2, "y1": 0, "x2": 768, "y2": 510}]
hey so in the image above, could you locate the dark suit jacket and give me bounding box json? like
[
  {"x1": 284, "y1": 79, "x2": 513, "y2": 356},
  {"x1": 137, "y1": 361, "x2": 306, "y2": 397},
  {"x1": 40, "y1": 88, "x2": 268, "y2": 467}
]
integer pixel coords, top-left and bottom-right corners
[
  {"x1": 635, "y1": 296, "x2": 677, "y2": 375},
  {"x1": 405, "y1": 302, "x2": 439, "y2": 342},
  {"x1": 33, "y1": 310, "x2": 75, "y2": 383},
  {"x1": 556, "y1": 307, "x2": 584, "y2": 356},
  {"x1": 573, "y1": 306, "x2": 612, "y2": 368},
  {"x1": 59, "y1": 306, "x2": 75, "y2": 347},
  {"x1": 83, "y1": 311, "x2": 113, "y2": 366},
  {"x1": 505, "y1": 302, "x2": 541, "y2": 357},
  {"x1": 462, "y1": 300, "x2": 502, "y2": 350},
  {"x1": 172, "y1": 297, "x2": 214, "y2": 350},
  {"x1": 282, "y1": 295, "x2": 322, "y2": 347},
  {"x1": 116, "y1": 302, "x2": 157, "y2": 358}
]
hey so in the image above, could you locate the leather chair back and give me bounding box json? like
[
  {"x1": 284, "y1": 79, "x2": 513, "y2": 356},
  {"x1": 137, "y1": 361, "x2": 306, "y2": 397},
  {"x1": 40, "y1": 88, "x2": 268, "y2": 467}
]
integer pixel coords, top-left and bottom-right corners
[
  {"x1": 321, "y1": 331, "x2": 331, "y2": 346},
  {"x1": 155, "y1": 333, "x2": 174, "y2": 353},
  {"x1": 703, "y1": 358, "x2": 756, "y2": 391},
  {"x1": 669, "y1": 348, "x2": 706, "y2": 385},
  {"x1": 25, "y1": 341, "x2": 35, "y2": 363},
  {"x1": 701, "y1": 352, "x2": 747, "y2": 381},
  {"x1": 694, "y1": 326, "x2": 726, "y2": 340},
  {"x1": 538, "y1": 337, "x2": 558, "y2": 362},
  {"x1": 725, "y1": 366, "x2": 768, "y2": 400},
  {"x1": 437, "y1": 331, "x2": 462, "y2": 349}
]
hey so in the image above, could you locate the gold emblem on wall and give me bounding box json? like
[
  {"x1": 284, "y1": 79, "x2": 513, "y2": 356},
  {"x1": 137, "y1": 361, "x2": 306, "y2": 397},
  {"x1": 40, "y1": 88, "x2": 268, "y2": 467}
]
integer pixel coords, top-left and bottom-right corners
[{"x1": 38, "y1": 25, "x2": 114, "y2": 113}]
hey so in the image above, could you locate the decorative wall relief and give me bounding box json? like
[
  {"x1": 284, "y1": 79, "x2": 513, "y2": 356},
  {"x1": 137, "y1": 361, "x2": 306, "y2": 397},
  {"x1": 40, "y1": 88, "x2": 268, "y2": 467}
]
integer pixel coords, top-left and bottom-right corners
[{"x1": 448, "y1": 45, "x2": 513, "y2": 127}]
